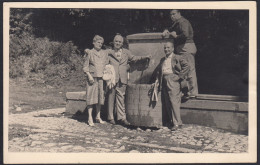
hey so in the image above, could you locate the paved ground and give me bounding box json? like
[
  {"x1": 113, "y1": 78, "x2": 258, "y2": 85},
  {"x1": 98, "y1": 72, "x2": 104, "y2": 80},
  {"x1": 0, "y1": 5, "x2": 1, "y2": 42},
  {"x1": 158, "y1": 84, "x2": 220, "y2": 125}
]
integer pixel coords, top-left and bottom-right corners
[{"x1": 8, "y1": 108, "x2": 248, "y2": 153}]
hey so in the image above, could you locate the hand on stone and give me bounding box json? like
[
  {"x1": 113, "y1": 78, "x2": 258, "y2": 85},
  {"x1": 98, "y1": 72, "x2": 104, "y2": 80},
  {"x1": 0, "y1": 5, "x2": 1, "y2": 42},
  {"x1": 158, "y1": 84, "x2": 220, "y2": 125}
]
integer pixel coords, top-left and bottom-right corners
[
  {"x1": 170, "y1": 31, "x2": 178, "y2": 38},
  {"x1": 145, "y1": 55, "x2": 152, "y2": 60},
  {"x1": 162, "y1": 30, "x2": 170, "y2": 37}
]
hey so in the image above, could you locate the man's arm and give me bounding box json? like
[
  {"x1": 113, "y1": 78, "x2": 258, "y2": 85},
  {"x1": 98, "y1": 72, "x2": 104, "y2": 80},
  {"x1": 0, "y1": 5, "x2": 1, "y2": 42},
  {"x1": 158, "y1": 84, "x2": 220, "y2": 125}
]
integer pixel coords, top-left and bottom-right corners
[
  {"x1": 162, "y1": 29, "x2": 170, "y2": 37},
  {"x1": 103, "y1": 49, "x2": 110, "y2": 65},
  {"x1": 126, "y1": 49, "x2": 150, "y2": 62},
  {"x1": 178, "y1": 57, "x2": 190, "y2": 79},
  {"x1": 149, "y1": 61, "x2": 161, "y2": 84},
  {"x1": 171, "y1": 21, "x2": 190, "y2": 40}
]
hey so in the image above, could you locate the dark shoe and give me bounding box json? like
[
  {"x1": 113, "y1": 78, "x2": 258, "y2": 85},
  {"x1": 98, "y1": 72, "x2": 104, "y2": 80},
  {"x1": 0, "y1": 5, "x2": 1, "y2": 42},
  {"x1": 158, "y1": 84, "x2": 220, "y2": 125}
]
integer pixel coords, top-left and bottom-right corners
[
  {"x1": 170, "y1": 125, "x2": 179, "y2": 131},
  {"x1": 189, "y1": 95, "x2": 196, "y2": 99},
  {"x1": 182, "y1": 95, "x2": 190, "y2": 100},
  {"x1": 119, "y1": 119, "x2": 130, "y2": 126},
  {"x1": 187, "y1": 91, "x2": 196, "y2": 99},
  {"x1": 108, "y1": 119, "x2": 116, "y2": 125}
]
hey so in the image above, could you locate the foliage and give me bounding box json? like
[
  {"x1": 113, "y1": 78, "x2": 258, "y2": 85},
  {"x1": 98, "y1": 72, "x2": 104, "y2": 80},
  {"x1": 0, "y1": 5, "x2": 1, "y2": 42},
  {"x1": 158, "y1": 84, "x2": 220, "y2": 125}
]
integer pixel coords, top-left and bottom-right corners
[
  {"x1": 9, "y1": 9, "x2": 85, "y2": 87},
  {"x1": 10, "y1": 9, "x2": 34, "y2": 36}
]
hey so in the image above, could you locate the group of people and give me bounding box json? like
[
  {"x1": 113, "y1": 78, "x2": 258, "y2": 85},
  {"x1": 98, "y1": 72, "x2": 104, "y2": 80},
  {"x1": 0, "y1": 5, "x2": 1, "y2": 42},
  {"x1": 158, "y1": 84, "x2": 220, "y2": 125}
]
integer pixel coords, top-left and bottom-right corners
[
  {"x1": 83, "y1": 9, "x2": 198, "y2": 131},
  {"x1": 83, "y1": 34, "x2": 151, "y2": 126}
]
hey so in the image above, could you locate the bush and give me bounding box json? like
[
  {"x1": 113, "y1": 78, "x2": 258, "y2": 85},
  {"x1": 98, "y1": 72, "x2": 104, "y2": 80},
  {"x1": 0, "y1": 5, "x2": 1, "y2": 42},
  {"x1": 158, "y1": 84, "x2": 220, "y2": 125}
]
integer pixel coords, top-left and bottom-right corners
[
  {"x1": 9, "y1": 56, "x2": 27, "y2": 78},
  {"x1": 9, "y1": 32, "x2": 85, "y2": 87},
  {"x1": 9, "y1": 8, "x2": 86, "y2": 87},
  {"x1": 9, "y1": 33, "x2": 34, "y2": 59}
]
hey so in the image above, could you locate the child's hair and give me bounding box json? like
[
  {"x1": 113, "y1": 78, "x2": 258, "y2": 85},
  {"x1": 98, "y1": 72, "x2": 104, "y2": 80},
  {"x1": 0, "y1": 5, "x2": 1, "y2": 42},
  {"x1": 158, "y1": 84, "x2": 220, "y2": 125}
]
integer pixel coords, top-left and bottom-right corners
[{"x1": 93, "y1": 35, "x2": 104, "y2": 43}]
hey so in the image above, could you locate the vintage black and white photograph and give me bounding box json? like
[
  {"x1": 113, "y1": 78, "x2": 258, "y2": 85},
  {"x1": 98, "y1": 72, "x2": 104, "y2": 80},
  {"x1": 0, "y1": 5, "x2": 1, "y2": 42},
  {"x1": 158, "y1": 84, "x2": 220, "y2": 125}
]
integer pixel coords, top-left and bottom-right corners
[{"x1": 3, "y1": 1, "x2": 257, "y2": 164}]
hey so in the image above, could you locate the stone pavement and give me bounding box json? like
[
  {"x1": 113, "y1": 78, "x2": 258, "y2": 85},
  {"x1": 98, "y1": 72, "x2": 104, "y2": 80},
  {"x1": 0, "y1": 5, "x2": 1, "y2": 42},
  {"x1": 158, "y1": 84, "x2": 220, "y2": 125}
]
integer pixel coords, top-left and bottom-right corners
[{"x1": 8, "y1": 108, "x2": 248, "y2": 153}]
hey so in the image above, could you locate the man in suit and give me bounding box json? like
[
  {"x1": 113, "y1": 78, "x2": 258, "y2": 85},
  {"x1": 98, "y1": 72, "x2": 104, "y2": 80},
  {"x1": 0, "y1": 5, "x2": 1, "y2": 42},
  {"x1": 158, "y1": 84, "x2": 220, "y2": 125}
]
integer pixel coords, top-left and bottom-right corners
[
  {"x1": 153, "y1": 42, "x2": 189, "y2": 131},
  {"x1": 107, "y1": 34, "x2": 150, "y2": 125},
  {"x1": 163, "y1": 9, "x2": 198, "y2": 98}
]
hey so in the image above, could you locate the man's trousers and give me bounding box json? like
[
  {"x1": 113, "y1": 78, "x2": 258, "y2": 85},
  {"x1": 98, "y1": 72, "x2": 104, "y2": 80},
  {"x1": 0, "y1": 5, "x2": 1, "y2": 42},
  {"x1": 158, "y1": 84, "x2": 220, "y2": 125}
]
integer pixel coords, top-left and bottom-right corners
[
  {"x1": 176, "y1": 43, "x2": 198, "y2": 96},
  {"x1": 162, "y1": 74, "x2": 183, "y2": 126},
  {"x1": 107, "y1": 82, "x2": 127, "y2": 121}
]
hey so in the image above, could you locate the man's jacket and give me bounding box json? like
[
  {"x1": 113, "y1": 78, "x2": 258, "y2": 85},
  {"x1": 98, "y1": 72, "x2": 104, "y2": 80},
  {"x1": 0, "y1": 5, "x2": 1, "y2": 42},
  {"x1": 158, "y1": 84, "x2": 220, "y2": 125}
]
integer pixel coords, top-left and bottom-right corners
[
  {"x1": 107, "y1": 48, "x2": 144, "y2": 84},
  {"x1": 155, "y1": 54, "x2": 190, "y2": 91},
  {"x1": 168, "y1": 16, "x2": 195, "y2": 46}
]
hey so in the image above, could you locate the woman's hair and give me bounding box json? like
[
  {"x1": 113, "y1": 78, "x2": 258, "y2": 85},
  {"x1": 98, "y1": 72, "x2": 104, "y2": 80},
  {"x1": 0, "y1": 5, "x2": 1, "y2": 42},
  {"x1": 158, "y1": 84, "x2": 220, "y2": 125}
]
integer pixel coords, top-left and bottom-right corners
[{"x1": 93, "y1": 35, "x2": 104, "y2": 43}]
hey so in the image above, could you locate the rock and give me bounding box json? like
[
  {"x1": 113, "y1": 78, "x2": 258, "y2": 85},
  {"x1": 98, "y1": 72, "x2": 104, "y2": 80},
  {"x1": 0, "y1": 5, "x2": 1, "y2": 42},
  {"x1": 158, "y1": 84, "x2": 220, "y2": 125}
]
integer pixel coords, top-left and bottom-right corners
[
  {"x1": 194, "y1": 135, "x2": 204, "y2": 139},
  {"x1": 16, "y1": 107, "x2": 22, "y2": 112},
  {"x1": 129, "y1": 150, "x2": 140, "y2": 153},
  {"x1": 98, "y1": 148, "x2": 111, "y2": 152},
  {"x1": 44, "y1": 143, "x2": 57, "y2": 147},
  {"x1": 114, "y1": 145, "x2": 125, "y2": 152},
  {"x1": 137, "y1": 127, "x2": 142, "y2": 131},
  {"x1": 31, "y1": 141, "x2": 44, "y2": 146},
  {"x1": 196, "y1": 143, "x2": 202, "y2": 147},
  {"x1": 146, "y1": 129, "x2": 151, "y2": 132},
  {"x1": 217, "y1": 148, "x2": 225, "y2": 152},
  {"x1": 204, "y1": 140, "x2": 211, "y2": 144},
  {"x1": 216, "y1": 144, "x2": 223, "y2": 148},
  {"x1": 59, "y1": 143, "x2": 70, "y2": 145},
  {"x1": 152, "y1": 149, "x2": 160, "y2": 153},
  {"x1": 60, "y1": 145, "x2": 73, "y2": 150},
  {"x1": 49, "y1": 148, "x2": 59, "y2": 152},
  {"x1": 12, "y1": 138, "x2": 22, "y2": 142},
  {"x1": 46, "y1": 85, "x2": 54, "y2": 89},
  {"x1": 73, "y1": 146, "x2": 85, "y2": 151},
  {"x1": 29, "y1": 134, "x2": 41, "y2": 140},
  {"x1": 156, "y1": 129, "x2": 163, "y2": 132},
  {"x1": 122, "y1": 136, "x2": 128, "y2": 140},
  {"x1": 40, "y1": 137, "x2": 49, "y2": 141},
  {"x1": 85, "y1": 137, "x2": 92, "y2": 140},
  {"x1": 170, "y1": 137, "x2": 176, "y2": 140},
  {"x1": 161, "y1": 134, "x2": 166, "y2": 138},
  {"x1": 203, "y1": 151, "x2": 215, "y2": 153},
  {"x1": 119, "y1": 145, "x2": 125, "y2": 150},
  {"x1": 189, "y1": 142, "x2": 196, "y2": 145},
  {"x1": 204, "y1": 145, "x2": 212, "y2": 150},
  {"x1": 135, "y1": 136, "x2": 145, "y2": 141}
]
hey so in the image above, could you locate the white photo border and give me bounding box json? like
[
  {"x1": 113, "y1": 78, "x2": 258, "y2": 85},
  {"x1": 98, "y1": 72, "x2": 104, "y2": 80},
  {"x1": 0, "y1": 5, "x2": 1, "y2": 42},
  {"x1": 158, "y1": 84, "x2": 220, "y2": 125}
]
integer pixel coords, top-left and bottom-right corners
[{"x1": 3, "y1": 1, "x2": 257, "y2": 164}]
